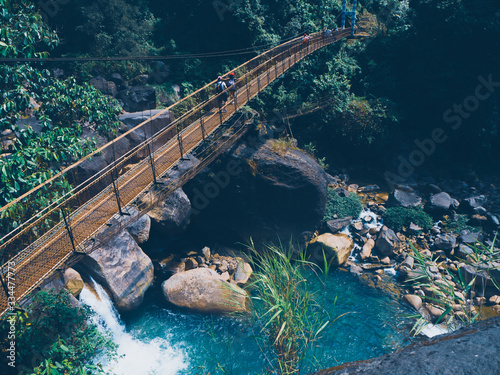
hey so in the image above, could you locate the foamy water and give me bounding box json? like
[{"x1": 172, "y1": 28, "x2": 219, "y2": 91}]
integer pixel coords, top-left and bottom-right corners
[{"x1": 79, "y1": 280, "x2": 188, "y2": 375}]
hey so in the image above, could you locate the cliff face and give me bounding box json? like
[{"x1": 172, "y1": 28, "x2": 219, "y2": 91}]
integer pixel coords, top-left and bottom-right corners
[{"x1": 310, "y1": 316, "x2": 500, "y2": 375}]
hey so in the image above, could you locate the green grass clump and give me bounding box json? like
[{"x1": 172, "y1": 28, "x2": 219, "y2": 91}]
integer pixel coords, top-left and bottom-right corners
[
  {"x1": 323, "y1": 189, "x2": 363, "y2": 221},
  {"x1": 382, "y1": 206, "x2": 433, "y2": 232},
  {"x1": 247, "y1": 241, "x2": 330, "y2": 375},
  {"x1": 442, "y1": 214, "x2": 479, "y2": 234}
]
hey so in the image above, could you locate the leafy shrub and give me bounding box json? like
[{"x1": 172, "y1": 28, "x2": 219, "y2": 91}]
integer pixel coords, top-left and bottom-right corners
[
  {"x1": 382, "y1": 206, "x2": 433, "y2": 232},
  {"x1": 323, "y1": 188, "x2": 363, "y2": 221},
  {"x1": 442, "y1": 214, "x2": 479, "y2": 234},
  {"x1": 0, "y1": 289, "x2": 116, "y2": 374}
]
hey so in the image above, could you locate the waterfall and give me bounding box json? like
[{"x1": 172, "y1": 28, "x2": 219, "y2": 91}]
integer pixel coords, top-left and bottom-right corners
[{"x1": 79, "y1": 280, "x2": 188, "y2": 375}]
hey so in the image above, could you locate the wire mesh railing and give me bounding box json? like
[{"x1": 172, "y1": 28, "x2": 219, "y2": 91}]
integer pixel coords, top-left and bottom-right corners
[{"x1": 0, "y1": 28, "x2": 352, "y2": 316}]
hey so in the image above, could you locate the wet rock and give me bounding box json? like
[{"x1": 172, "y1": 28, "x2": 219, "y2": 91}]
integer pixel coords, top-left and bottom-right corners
[
  {"x1": 148, "y1": 188, "x2": 191, "y2": 234},
  {"x1": 380, "y1": 257, "x2": 391, "y2": 265},
  {"x1": 126, "y1": 212, "x2": 151, "y2": 244},
  {"x1": 474, "y1": 207, "x2": 488, "y2": 216},
  {"x1": 233, "y1": 261, "x2": 253, "y2": 285},
  {"x1": 458, "y1": 230, "x2": 482, "y2": 244},
  {"x1": 429, "y1": 192, "x2": 456, "y2": 211},
  {"x1": 391, "y1": 189, "x2": 422, "y2": 208},
  {"x1": 427, "y1": 304, "x2": 447, "y2": 322},
  {"x1": 311, "y1": 316, "x2": 500, "y2": 375},
  {"x1": 376, "y1": 227, "x2": 401, "y2": 256},
  {"x1": 464, "y1": 195, "x2": 487, "y2": 210},
  {"x1": 434, "y1": 233, "x2": 456, "y2": 252},
  {"x1": 81, "y1": 230, "x2": 154, "y2": 312},
  {"x1": 487, "y1": 213, "x2": 500, "y2": 227},
  {"x1": 308, "y1": 233, "x2": 354, "y2": 267},
  {"x1": 403, "y1": 294, "x2": 422, "y2": 311},
  {"x1": 185, "y1": 258, "x2": 198, "y2": 271},
  {"x1": 161, "y1": 268, "x2": 248, "y2": 314},
  {"x1": 358, "y1": 185, "x2": 380, "y2": 192},
  {"x1": 348, "y1": 262, "x2": 363, "y2": 275},
  {"x1": 63, "y1": 268, "x2": 84, "y2": 297},
  {"x1": 456, "y1": 244, "x2": 474, "y2": 259},
  {"x1": 201, "y1": 246, "x2": 211, "y2": 260},
  {"x1": 489, "y1": 295, "x2": 500, "y2": 305},
  {"x1": 459, "y1": 264, "x2": 500, "y2": 297},
  {"x1": 352, "y1": 222, "x2": 364, "y2": 231},
  {"x1": 326, "y1": 217, "x2": 352, "y2": 233},
  {"x1": 402, "y1": 256, "x2": 414, "y2": 269},
  {"x1": 360, "y1": 239, "x2": 375, "y2": 260}
]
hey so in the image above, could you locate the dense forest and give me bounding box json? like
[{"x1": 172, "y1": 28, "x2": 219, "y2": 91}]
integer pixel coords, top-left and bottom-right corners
[{"x1": 1, "y1": 0, "x2": 500, "y2": 373}]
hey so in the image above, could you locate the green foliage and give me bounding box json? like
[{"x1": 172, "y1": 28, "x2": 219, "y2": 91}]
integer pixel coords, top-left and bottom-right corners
[
  {"x1": 0, "y1": 0, "x2": 59, "y2": 58},
  {"x1": 247, "y1": 240, "x2": 330, "y2": 375},
  {"x1": 0, "y1": 289, "x2": 116, "y2": 374},
  {"x1": 75, "y1": 0, "x2": 159, "y2": 58},
  {"x1": 382, "y1": 206, "x2": 432, "y2": 232},
  {"x1": 442, "y1": 214, "x2": 478, "y2": 235},
  {"x1": 337, "y1": 96, "x2": 399, "y2": 145},
  {"x1": 0, "y1": 2, "x2": 122, "y2": 239},
  {"x1": 324, "y1": 189, "x2": 363, "y2": 221}
]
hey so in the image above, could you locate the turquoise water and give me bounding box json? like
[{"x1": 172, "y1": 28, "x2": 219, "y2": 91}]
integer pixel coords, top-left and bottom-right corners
[{"x1": 109, "y1": 269, "x2": 416, "y2": 374}]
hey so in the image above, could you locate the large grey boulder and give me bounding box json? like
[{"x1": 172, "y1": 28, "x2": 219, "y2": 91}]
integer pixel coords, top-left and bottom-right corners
[
  {"x1": 310, "y1": 316, "x2": 500, "y2": 375},
  {"x1": 434, "y1": 233, "x2": 456, "y2": 252},
  {"x1": 161, "y1": 268, "x2": 248, "y2": 313},
  {"x1": 185, "y1": 134, "x2": 329, "y2": 242},
  {"x1": 429, "y1": 192, "x2": 458, "y2": 211},
  {"x1": 326, "y1": 217, "x2": 352, "y2": 233},
  {"x1": 148, "y1": 188, "x2": 192, "y2": 233},
  {"x1": 391, "y1": 189, "x2": 422, "y2": 208},
  {"x1": 89, "y1": 76, "x2": 118, "y2": 97},
  {"x1": 376, "y1": 226, "x2": 401, "y2": 256},
  {"x1": 127, "y1": 212, "x2": 151, "y2": 244},
  {"x1": 464, "y1": 195, "x2": 487, "y2": 210},
  {"x1": 81, "y1": 230, "x2": 154, "y2": 312},
  {"x1": 307, "y1": 233, "x2": 354, "y2": 267}
]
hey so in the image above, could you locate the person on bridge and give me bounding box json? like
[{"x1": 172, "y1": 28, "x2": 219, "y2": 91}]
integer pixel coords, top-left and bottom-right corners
[
  {"x1": 215, "y1": 76, "x2": 228, "y2": 113},
  {"x1": 227, "y1": 72, "x2": 236, "y2": 103},
  {"x1": 302, "y1": 33, "x2": 311, "y2": 50}
]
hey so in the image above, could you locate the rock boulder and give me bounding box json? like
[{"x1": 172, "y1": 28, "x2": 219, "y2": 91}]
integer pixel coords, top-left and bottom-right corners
[
  {"x1": 376, "y1": 227, "x2": 401, "y2": 256},
  {"x1": 81, "y1": 230, "x2": 154, "y2": 312},
  {"x1": 310, "y1": 316, "x2": 500, "y2": 375},
  {"x1": 63, "y1": 268, "x2": 84, "y2": 297},
  {"x1": 308, "y1": 233, "x2": 354, "y2": 267},
  {"x1": 185, "y1": 135, "x2": 329, "y2": 242},
  {"x1": 147, "y1": 188, "x2": 192, "y2": 234},
  {"x1": 162, "y1": 268, "x2": 248, "y2": 313}
]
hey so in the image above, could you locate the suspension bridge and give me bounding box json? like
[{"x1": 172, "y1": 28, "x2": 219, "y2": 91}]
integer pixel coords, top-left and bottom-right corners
[{"x1": 0, "y1": 16, "x2": 367, "y2": 316}]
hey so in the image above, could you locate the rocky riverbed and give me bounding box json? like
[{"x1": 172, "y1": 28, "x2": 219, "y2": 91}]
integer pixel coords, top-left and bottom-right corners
[{"x1": 38, "y1": 122, "x2": 500, "y2": 373}]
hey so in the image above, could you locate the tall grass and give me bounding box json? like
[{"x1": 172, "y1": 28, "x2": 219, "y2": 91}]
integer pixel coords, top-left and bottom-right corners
[{"x1": 246, "y1": 240, "x2": 331, "y2": 375}]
